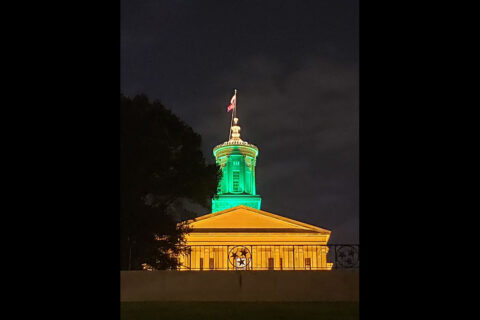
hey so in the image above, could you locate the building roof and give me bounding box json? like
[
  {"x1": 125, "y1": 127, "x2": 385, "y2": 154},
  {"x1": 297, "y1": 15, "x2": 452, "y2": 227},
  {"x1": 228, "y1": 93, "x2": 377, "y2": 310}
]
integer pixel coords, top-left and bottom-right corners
[{"x1": 184, "y1": 205, "x2": 331, "y2": 234}]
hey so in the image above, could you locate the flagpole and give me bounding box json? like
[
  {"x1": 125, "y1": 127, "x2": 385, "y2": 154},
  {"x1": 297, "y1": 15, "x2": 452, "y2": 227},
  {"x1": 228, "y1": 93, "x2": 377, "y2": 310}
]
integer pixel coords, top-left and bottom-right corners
[
  {"x1": 229, "y1": 109, "x2": 234, "y2": 140},
  {"x1": 229, "y1": 89, "x2": 237, "y2": 140},
  {"x1": 234, "y1": 89, "x2": 238, "y2": 119}
]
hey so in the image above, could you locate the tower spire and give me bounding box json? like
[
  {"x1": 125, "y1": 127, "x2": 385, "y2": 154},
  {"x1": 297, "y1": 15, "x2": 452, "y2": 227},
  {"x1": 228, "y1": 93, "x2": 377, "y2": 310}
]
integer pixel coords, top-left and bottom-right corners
[
  {"x1": 229, "y1": 117, "x2": 242, "y2": 142},
  {"x1": 212, "y1": 89, "x2": 261, "y2": 212}
]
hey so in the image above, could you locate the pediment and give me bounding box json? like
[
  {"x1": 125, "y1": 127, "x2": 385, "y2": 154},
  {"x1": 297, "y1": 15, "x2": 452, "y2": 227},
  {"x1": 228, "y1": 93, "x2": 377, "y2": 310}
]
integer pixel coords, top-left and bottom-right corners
[{"x1": 186, "y1": 205, "x2": 330, "y2": 234}]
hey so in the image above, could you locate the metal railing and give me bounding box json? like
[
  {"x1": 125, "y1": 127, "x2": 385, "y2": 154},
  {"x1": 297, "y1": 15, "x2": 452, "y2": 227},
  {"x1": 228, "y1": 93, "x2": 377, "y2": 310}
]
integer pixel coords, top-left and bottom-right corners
[{"x1": 177, "y1": 244, "x2": 359, "y2": 271}]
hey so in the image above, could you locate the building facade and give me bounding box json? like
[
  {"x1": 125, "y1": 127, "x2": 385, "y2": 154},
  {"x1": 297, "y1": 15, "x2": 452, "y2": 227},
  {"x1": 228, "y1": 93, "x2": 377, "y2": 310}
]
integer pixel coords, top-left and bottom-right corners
[
  {"x1": 178, "y1": 205, "x2": 332, "y2": 270},
  {"x1": 178, "y1": 112, "x2": 332, "y2": 271}
]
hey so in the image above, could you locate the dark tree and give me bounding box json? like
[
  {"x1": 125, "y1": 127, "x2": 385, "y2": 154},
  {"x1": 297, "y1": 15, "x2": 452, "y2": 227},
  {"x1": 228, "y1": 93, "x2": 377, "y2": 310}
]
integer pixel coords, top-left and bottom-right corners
[{"x1": 121, "y1": 94, "x2": 219, "y2": 270}]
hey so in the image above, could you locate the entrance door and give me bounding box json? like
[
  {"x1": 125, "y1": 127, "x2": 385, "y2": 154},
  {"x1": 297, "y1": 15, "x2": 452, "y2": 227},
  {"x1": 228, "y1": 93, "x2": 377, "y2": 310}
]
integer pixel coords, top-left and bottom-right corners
[{"x1": 268, "y1": 258, "x2": 274, "y2": 270}]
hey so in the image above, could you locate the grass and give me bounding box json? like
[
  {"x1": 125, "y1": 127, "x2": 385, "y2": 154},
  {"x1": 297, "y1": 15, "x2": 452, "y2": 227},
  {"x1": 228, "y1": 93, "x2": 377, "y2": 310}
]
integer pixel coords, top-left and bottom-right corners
[{"x1": 121, "y1": 301, "x2": 359, "y2": 320}]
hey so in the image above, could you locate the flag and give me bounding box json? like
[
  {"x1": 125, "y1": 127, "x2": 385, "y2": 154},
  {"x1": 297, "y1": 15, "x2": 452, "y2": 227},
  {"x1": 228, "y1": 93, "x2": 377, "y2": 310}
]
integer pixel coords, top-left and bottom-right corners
[{"x1": 227, "y1": 93, "x2": 236, "y2": 112}]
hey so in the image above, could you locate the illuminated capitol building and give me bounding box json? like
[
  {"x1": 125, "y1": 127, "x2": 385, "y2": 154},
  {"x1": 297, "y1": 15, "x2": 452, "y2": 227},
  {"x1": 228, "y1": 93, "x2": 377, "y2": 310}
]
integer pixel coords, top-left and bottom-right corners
[{"x1": 177, "y1": 92, "x2": 333, "y2": 271}]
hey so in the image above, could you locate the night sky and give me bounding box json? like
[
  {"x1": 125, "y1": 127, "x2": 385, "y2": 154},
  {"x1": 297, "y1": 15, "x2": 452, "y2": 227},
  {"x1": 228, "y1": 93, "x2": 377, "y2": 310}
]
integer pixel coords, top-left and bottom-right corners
[{"x1": 121, "y1": 0, "x2": 358, "y2": 243}]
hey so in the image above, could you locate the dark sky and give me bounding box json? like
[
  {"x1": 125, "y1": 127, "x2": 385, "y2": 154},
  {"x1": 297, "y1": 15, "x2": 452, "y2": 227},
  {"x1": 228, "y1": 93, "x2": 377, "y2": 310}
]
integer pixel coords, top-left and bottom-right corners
[{"x1": 121, "y1": 0, "x2": 358, "y2": 243}]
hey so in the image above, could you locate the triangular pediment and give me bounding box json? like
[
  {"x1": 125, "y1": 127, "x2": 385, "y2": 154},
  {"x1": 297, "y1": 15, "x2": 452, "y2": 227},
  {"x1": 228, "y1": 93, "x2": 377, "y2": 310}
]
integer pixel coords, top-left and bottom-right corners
[{"x1": 186, "y1": 205, "x2": 330, "y2": 234}]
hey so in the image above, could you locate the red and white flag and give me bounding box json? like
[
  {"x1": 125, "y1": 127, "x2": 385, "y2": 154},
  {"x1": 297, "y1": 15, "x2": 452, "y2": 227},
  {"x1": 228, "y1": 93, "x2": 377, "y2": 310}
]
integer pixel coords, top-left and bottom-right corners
[{"x1": 227, "y1": 93, "x2": 236, "y2": 112}]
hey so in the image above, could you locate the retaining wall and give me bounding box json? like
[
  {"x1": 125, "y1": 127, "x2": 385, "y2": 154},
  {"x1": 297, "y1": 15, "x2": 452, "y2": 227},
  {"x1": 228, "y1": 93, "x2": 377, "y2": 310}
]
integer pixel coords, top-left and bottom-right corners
[{"x1": 121, "y1": 270, "x2": 358, "y2": 301}]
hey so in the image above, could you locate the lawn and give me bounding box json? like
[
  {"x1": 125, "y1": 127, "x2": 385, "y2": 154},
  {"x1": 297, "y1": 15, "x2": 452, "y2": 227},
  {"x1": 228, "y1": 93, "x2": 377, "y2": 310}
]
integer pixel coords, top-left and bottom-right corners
[{"x1": 121, "y1": 301, "x2": 359, "y2": 320}]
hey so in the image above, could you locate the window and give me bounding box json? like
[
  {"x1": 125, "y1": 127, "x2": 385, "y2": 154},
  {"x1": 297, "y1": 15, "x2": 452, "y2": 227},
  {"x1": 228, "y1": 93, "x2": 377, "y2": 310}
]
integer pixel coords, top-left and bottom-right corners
[
  {"x1": 209, "y1": 258, "x2": 215, "y2": 270},
  {"x1": 305, "y1": 258, "x2": 311, "y2": 270},
  {"x1": 268, "y1": 258, "x2": 274, "y2": 270},
  {"x1": 199, "y1": 258, "x2": 203, "y2": 271},
  {"x1": 232, "y1": 171, "x2": 240, "y2": 192},
  {"x1": 279, "y1": 258, "x2": 283, "y2": 270}
]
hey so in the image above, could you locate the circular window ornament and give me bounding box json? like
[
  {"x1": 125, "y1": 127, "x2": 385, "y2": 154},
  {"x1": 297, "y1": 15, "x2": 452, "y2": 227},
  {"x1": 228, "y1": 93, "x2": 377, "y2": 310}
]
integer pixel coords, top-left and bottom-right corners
[
  {"x1": 335, "y1": 245, "x2": 359, "y2": 268},
  {"x1": 228, "y1": 246, "x2": 252, "y2": 270}
]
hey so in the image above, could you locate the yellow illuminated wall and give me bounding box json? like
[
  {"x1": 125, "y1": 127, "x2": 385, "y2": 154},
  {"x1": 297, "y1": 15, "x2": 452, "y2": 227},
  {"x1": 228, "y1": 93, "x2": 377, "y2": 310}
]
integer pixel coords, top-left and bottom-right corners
[{"x1": 177, "y1": 205, "x2": 333, "y2": 271}]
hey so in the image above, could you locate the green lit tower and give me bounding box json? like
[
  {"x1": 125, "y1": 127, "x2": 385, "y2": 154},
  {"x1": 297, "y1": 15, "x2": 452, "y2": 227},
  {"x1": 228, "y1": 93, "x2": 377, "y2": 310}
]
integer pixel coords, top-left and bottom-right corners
[{"x1": 211, "y1": 91, "x2": 261, "y2": 212}]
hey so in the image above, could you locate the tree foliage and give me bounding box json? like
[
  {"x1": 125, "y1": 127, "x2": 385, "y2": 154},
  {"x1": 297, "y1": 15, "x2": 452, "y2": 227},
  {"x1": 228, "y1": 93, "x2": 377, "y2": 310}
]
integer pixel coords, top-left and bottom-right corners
[{"x1": 121, "y1": 94, "x2": 219, "y2": 270}]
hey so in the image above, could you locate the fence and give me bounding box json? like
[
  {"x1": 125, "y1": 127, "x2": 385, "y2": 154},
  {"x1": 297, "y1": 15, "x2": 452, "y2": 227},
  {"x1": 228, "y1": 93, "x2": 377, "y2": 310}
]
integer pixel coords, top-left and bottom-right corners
[{"x1": 177, "y1": 244, "x2": 359, "y2": 271}]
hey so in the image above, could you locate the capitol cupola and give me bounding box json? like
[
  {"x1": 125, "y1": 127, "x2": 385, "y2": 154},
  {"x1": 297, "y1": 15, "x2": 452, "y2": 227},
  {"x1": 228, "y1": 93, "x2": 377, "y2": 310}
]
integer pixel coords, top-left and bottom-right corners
[{"x1": 211, "y1": 92, "x2": 262, "y2": 212}]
